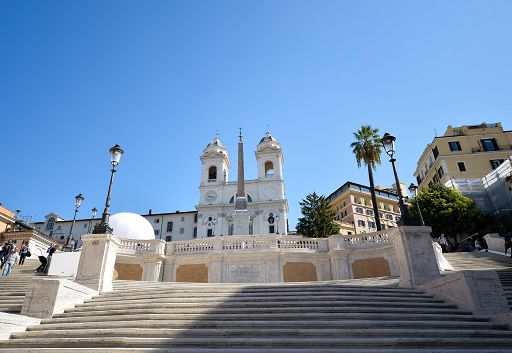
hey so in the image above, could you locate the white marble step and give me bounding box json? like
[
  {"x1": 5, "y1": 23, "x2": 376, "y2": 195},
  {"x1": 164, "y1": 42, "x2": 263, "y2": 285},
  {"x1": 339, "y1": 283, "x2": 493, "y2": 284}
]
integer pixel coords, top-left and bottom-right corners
[
  {"x1": 26, "y1": 319, "x2": 507, "y2": 332},
  {"x1": 4, "y1": 336, "x2": 512, "y2": 349},
  {"x1": 12, "y1": 327, "x2": 512, "y2": 339}
]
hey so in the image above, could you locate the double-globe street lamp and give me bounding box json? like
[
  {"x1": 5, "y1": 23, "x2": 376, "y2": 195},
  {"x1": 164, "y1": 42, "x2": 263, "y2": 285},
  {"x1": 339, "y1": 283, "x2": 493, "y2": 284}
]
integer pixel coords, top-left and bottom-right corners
[
  {"x1": 381, "y1": 133, "x2": 417, "y2": 226},
  {"x1": 408, "y1": 183, "x2": 425, "y2": 226},
  {"x1": 93, "y1": 144, "x2": 124, "y2": 234},
  {"x1": 64, "y1": 193, "x2": 85, "y2": 251}
]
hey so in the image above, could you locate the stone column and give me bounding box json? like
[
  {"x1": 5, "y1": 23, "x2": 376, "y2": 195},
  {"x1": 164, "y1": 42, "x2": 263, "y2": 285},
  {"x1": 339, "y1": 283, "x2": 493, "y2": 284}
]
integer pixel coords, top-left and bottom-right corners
[
  {"x1": 390, "y1": 226, "x2": 441, "y2": 287},
  {"x1": 142, "y1": 255, "x2": 165, "y2": 282},
  {"x1": 75, "y1": 233, "x2": 121, "y2": 292}
]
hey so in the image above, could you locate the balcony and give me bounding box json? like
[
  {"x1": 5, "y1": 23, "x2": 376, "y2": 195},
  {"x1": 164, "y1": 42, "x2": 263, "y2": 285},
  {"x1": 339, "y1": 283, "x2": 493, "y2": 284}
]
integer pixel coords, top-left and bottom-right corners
[{"x1": 472, "y1": 145, "x2": 512, "y2": 153}]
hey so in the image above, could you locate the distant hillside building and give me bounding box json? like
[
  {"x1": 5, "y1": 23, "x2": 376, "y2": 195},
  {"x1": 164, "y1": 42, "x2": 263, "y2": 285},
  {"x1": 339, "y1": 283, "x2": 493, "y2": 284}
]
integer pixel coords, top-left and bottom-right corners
[
  {"x1": 326, "y1": 182, "x2": 402, "y2": 235},
  {"x1": 414, "y1": 122, "x2": 512, "y2": 212}
]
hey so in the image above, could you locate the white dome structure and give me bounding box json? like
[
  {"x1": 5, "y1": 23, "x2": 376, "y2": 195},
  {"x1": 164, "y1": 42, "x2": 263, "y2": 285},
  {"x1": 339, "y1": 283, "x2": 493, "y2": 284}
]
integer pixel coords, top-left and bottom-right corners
[{"x1": 109, "y1": 212, "x2": 155, "y2": 240}]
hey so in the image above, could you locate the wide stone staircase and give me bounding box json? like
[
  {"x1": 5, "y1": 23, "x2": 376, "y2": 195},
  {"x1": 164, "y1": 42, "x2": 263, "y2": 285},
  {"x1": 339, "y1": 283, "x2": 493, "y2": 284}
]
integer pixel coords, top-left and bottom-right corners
[
  {"x1": 445, "y1": 251, "x2": 512, "y2": 310},
  {"x1": 1, "y1": 277, "x2": 512, "y2": 352},
  {"x1": 0, "y1": 258, "x2": 41, "y2": 314}
]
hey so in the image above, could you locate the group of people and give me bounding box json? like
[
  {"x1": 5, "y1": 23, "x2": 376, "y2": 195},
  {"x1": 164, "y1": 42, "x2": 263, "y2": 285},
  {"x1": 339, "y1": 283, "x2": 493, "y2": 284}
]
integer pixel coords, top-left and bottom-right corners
[{"x1": 0, "y1": 240, "x2": 31, "y2": 277}]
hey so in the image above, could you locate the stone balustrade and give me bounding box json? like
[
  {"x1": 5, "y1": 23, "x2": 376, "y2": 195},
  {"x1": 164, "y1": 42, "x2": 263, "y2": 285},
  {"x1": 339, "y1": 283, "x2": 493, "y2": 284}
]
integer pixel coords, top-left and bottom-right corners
[
  {"x1": 117, "y1": 239, "x2": 165, "y2": 256},
  {"x1": 167, "y1": 231, "x2": 392, "y2": 256}
]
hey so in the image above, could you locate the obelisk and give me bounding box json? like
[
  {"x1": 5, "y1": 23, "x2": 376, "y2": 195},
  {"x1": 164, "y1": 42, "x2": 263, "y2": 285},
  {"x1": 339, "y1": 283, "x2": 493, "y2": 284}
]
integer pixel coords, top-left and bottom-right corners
[{"x1": 232, "y1": 128, "x2": 251, "y2": 235}]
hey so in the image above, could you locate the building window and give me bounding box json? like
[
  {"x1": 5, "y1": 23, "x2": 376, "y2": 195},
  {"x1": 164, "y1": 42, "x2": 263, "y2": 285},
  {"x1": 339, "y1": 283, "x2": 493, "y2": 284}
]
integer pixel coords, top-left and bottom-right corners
[
  {"x1": 432, "y1": 146, "x2": 439, "y2": 159},
  {"x1": 83, "y1": 224, "x2": 87, "y2": 228},
  {"x1": 448, "y1": 141, "x2": 462, "y2": 151},
  {"x1": 207, "y1": 228, "x2": 213, "y2": 237},
  {"x1": 355, "y1": 207, "x2": 363, "y2": 214},
  {"x1": 457, "y1": 162, "x2": 467, "y2": 172},
  {"x1": 366, "y1": 209, "x2": 374, "y2": 216},
  {"x1": 368, "y1": 221, "x2": 376, "y2": 229},
  {"x1": 228, "y1": 223, "x2": 234, "y2": 236},
  {"x1": 357, "y1": 220, "x2": 366, "y2": 227},
  {"x1": 60, "y1": 235, "x2": 64, "y2": 240},
  {"x1": 436, "y1": 166, "x2": 444, "y2": 179},
  {"x1": 46, "y1": 218, "x2": 55, "y2": 231},
  {"x1": 154, "y1": 219, "x2": 160, "y2": 223},
  {"x1": 166, "y1": 222, "x2": 173, "y2": 232},
  {"x1": 165, "y1": 236, "x2": 172, "y2": 242},
  {"x1": 481, "y1": 138, "x2": 499, "y2": 152},
  {"x1": 181, "y1": 217, "x2": 184, "y2": 222},
  {"x1": 396, "y1": 216, "x2": 401, "y2": 222},
  {"x1": 269, "y1": 225, "x2": 275, "y2": 233},
  {"x1": 386, "y1": 214, "x2": 393, "y2": 220},
  {"x1": 208, "y1": 166, "x2": 217, "y2": 181},
  {"x1": 193, "y1": 227, "x2": 197, "y2": 238},
  {"x1": 154, "y1": 230, "x2": 160, "y2": 236},
  {"x1": 490, "y1": 159, "x2": 504, "y2": 170},
  {"x1": 194, "y1": 214, "x2": 198, "y2": 223},
  {"x1": 179, "y1": 227, "x2": 184, "y2": 234},
  {"x1": 264, "y1": 161, "x2": 275, "y2": 178}
]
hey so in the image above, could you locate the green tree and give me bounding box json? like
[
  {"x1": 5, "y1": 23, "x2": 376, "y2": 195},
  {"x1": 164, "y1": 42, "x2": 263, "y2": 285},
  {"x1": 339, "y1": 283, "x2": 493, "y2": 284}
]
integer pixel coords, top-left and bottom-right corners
[
  {"x1": 350, "y1": 125, "x2": 383, "y2": 231},
  {"x1": 296, "y1": 192, "x2": 340, "y2": 237},
  {"x1": 409, "y1": 184, "x2": 488, "y2": 248}
]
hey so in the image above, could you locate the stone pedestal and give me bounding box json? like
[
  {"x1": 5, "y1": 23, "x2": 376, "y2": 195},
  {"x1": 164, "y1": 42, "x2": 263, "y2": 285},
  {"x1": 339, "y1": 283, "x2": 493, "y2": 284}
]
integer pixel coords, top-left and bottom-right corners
[
  {"x1": 233, "y1": 210, "x2": 250, "y2": 235},
  {"x1": 21, "y1": 278, "x2": 97, "y2": 319},
  {"x1": 75, "y1": 233, "x2": 120, "y2": 292},
  {"x1": 421, "y1": 270, "x2": 509, "y2": 316},
  {"x1": 391, "y1": 226, "x2": 441, "y2": 287}
]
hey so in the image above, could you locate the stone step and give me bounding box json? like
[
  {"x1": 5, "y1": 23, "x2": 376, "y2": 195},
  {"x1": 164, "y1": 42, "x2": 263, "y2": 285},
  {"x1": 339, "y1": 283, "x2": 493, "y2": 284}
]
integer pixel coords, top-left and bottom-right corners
[
  {"x1": 12, "y1": 327, "x2": 512, "y2": 340},
  {"x1": 3, "y1": 336, "x2": 512, "y2": 349},
  {"x1": 83, "y1": 293, "x2": 436, "y2": 305},
  {"x1": 40, "y1": 312, "x2": 484, "y2": 325},
  {"x1": 104, "y1": 287, "x2": 423, "y2": 297},
  {"x1": 53, "y1": 306, "x2": 470, "y2": 318},
  {"x1": 28, "y1": 319, "x2": 506, "y2": 332},
  {"x1": 67, "y1": 300, "x2": 456, "y2": 313},
  {"x1": 0, "y1": 348, "x2": 511, "y2": 353},
  {"x1": 78, "y1": 295, "x2": 444, "y2": 308}
]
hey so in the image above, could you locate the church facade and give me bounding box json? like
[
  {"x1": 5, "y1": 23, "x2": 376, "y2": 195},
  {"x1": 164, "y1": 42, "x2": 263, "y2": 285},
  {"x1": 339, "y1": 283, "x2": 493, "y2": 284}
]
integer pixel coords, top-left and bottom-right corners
[
  {"x1": 196, "y1": 132, "x2": 288, "y2": 237},
  {"x1": 30, "y1": 131, "x2": 288, "y2": 244}
]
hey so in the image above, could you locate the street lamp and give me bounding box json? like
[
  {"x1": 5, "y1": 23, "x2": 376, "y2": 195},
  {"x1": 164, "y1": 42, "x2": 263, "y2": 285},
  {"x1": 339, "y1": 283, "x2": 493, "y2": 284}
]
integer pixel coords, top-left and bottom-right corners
[
  {"x1": 408, "y1": 183, "x2": 425, "y2": 226},
  {"x1": 88, "y1": 207, "x2": 98, "y2": 233},
  {"x1": 93, "y1": 144, "x2": 124, "y2": 234},
  {"x1": 381, "y1": 133, "x2": 414, "y2": 226},
  {"x1": 64, "y1": 193, "x2": 84, "y2": 251}
]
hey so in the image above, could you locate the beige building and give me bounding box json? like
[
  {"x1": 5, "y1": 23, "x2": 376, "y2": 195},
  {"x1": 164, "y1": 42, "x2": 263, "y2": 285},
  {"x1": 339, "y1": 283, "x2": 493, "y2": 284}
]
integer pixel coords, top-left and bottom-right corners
[
  {"x1": 326, "y1": 182, "x2": 401, "y2": 234},
  {"x1": 0, "y1": 204, "x2": 15, "y2": 233},
  {"x1": 414, "y1": 122, "x2": 512, "y2": 189}
]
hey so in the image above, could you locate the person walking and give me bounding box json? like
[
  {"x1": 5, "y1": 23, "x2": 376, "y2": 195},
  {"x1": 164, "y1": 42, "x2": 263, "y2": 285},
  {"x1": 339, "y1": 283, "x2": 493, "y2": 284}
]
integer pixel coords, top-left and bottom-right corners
[
  {"x1": 44, "y1": 244, "x2": 57, "y2": 273},
  {"x1": 2, "y1": 247, "x2": 19, "y2": 277},
  {"x1": 19, "y1": 243, "x2": 30, "y2": 265},
  {"x1": 0, "y1": 241, "x2": 14, "y2": 269},
  {"x1": 438, "y1": 234, "x2": 448, "y2": 253}
]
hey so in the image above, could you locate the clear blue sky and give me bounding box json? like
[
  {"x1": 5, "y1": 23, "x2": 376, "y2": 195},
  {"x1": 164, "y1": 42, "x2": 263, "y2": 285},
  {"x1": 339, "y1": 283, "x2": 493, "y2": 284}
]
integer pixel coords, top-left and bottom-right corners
[{"x1": 1, "y1": 1, "x2": 511, "y2": 229}]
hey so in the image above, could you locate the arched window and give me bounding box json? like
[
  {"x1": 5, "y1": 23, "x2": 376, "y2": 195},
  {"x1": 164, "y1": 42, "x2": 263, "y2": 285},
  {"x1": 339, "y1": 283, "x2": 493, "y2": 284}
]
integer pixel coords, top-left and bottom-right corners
[
  {"x1": 46, "y1": 218, "x2": 55, "y2": 231},
  {"x1": 208, "y1": 166, "x2": 217, "y2": 181},
  {"x1": 265, "y1": 161, "x2": 275, "y2": 178}
]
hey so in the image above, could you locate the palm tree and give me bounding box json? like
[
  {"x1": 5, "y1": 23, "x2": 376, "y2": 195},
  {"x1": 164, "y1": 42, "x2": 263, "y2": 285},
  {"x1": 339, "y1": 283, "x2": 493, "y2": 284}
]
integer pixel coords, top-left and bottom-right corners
[{"x1": 350, "y1": 125, "x2": 383, "y2": 231}]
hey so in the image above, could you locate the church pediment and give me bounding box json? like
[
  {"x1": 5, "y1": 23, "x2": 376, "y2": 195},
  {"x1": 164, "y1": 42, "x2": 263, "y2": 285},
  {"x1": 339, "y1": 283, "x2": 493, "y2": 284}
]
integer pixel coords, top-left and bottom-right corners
[{"x1": 257, "y1": 145, "x2": 281, "y2": 153}]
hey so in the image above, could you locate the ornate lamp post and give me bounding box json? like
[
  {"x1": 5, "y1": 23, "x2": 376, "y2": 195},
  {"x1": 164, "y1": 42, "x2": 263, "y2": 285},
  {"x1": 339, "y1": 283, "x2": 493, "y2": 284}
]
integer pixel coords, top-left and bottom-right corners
[
  {"x1": 408, "y1": 183, "x2": 425, "y2": 226},
  {"x1": 93, "y1": 144, "x2": 124, "y2": 234},
  {"x1": 64, "y1": 193, "x2": 84, "y2": 251},
  {"x1": 88, "y1": 207, "x2": 98, "y2": 233},
  {"x1": 381, "y1": 133, "x2": 413, "y2": 226}
]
